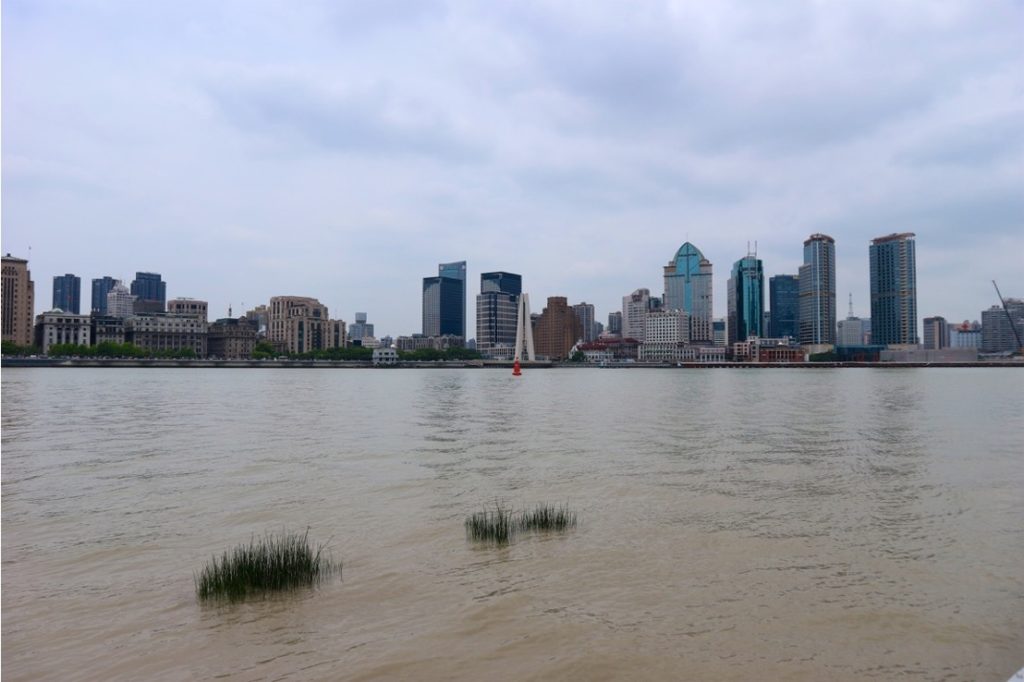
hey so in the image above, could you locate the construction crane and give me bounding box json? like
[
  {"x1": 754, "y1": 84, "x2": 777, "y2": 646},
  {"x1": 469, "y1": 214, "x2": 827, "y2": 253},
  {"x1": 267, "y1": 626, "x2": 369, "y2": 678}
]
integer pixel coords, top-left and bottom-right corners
[{"x1": 992, "y1": 280, "x2": 1023, "y2": 354}]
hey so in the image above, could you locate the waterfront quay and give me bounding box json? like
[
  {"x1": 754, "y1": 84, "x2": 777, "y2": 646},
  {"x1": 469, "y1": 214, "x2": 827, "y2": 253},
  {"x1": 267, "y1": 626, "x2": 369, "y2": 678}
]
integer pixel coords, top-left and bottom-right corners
[{"x1": 1, "y1": 357, "x2": 1020, "y2": 369}]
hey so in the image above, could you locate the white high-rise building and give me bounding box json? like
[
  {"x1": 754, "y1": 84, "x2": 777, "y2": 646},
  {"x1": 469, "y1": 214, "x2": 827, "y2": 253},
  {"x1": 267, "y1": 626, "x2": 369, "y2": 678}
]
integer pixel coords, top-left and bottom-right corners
[
  {"x1": 106, "y1": 282, "x2": 136, "y2": 318},
  {"x1": 622, "y1": 288, "x2": 651, "y2": 341}
]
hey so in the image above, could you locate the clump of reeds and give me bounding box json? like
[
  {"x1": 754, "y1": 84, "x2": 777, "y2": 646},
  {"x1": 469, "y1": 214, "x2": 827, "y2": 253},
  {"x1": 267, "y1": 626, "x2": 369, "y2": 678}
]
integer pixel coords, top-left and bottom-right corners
[
  {"x1": 465, "y1": 503, "x2": 578, "y2": 544},
  {"x1": 518, "y1": 504, "x2": 577, "y2": 533},
  {"x1": 195, "y1": 529, "x2": 339, "y2": 601},
  {"x1": 465, "y1": 503, "x2": 517, "y2": 544}
]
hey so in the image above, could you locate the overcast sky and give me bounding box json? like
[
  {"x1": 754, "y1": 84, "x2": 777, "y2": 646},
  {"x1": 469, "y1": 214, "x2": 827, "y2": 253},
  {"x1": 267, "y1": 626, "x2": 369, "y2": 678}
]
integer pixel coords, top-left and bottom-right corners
[{"x1": 3, "y1": 1, "x2": 1022, "y2": 336}]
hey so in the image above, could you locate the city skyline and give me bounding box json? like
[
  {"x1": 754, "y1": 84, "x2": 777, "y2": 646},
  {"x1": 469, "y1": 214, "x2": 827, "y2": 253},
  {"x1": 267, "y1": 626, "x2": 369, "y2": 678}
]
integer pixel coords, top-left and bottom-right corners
[{"x1": 2, "y1": 2, "x2": 1022, "y2": 336}]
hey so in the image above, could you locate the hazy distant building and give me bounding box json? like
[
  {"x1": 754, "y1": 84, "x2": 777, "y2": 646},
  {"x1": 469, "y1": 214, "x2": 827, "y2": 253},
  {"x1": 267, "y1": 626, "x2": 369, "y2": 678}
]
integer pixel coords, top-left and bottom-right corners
[
  {"x1": 981, "y1": 300, "x2": 1024, "y2": 353},
  {"x1": 837, "y1": 316, "x2": 871, "y2": 347},
  {"x1": 91, "y1": 276, "x2": 119, "y2": 315},
  {"x1": 663, "y1": 242, "x2": 714, "y2": 343},
  {"x1": 769, "y1": 275, "x2": 799, "y2": 339},
  {"x1": 245, "y1": 305, "x2": 269, "y2": 338},
  {"x1": 798, "y1": 234, "x2": 836, "y2": 346},
  {"x1": 622, "y1": 288, "x2": 652, "y2": 342},
  {"x1": 35, "y1": 310, "x2": 91, "y2": 354},
  {"x1": 573, "y1": 302, "x2": 597, "y2": 342},
  {"x1": 348, "y1": 312, "x2": 374, "y2": 343},
  {"x1": 712, "y1": 318, "x2": 726, "y2": 347},
  {"x1": 106, "y1": 283, "x2": 136, "y2": 319},
  {"x1": 2, "y1": 254, "x2": 35, "y2": 346},
  {"x1": 268, "y1": 296, "x2": 331, "y2": 354},
  {"x1": 639, "y1": 309, "x2": 691, "y2": 362},
  {"x1": 423, "y1": 261, "x2": 466, "y2": 337},
  {"x1": 949, "y1": 320, "x2": 982, "y2": 349},
  {"x1": 727, "y1": 253, "x2": 764, "y2": 345},
  {"x1": 91, "y1": 315, "x2": 126, "y2": 345},
  {"x1": 130, "y1": 272, "x2": 167, "y2": 313},
  {"x1": 607, "y1": 311, "x2": 622, "y2": 335},
  {"x1": 922, "y1": 316, "x2": 949, "y2": 350},
  {"x1": 476, "y1": 271, "x2": 521, "y2": 358},
  {"x1": 870, "y1": 233, "x2": 917, "y2": 346},
  {"x1": 125, "y1": 313, "x2": 208, "y2": 356},
  {"x1": 534, "y1": 296, "x2": 582, "y2": 360},
  {"x1": 208, "y1": 318, "x2": 257, "y2": 359},
  {"x1": 52, "y1": 274, "x2": 81, "y2": 314},
  {"x1": 167, "y1": 298, "x2": 208, "y2": 322}
]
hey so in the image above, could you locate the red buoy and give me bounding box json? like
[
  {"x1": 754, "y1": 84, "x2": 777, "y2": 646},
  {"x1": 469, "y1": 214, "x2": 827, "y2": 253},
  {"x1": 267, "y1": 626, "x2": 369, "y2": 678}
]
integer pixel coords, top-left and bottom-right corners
[{"x1": 513, "y1": 359, "x2": 522, "y2": 376}]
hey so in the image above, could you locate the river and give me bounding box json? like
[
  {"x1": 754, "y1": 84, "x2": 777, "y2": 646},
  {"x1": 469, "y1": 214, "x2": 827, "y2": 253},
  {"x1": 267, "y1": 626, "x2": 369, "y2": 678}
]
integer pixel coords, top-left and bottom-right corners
[{"x1": 2, "y1": 367, "x2": 1022, "y2": 680}]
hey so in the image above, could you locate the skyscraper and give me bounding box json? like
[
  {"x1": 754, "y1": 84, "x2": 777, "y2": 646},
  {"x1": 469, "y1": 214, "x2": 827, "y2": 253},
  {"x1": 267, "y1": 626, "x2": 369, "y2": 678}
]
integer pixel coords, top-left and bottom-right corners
[
  {"x1": 91, "y1": 276, "x2": 119, "y2": 314},
  {"x1": 622, "y1": 288, "x2": 652, "y2": 341},
  {"x1": 2, "y1": 254, "x2": 35, "y2": 346},
  {"x1": 663, "y1": 242, "x2": 713, "y2": 343},
  {"x1": 573, "y1": 302, "x2": 597, "y2": 342},
  {"x1": 922, "y1": 316, "x2": 949, "y2": 350},
  {"x1": 769, "y1": 275, "x2": 799, "y2": 339},
  {"x1": 727, "y1": 253, "x2": 764, "y2": 345},
  {"x1": 533, "y1": 296, "x2": 582, "y2": 360},
  {"x1": 131, "y1": 272, "x2": 167, "y2": 313},
  {"x1": 349, "y1": 312, "x2": 374, "y2": 343},
  {"x1": 52, "y1": 274, "x2": 81, "y2": 314},
  {"x1": 869, "y1": 233, "x2": 917, "y2": 346},
  {"x1": 476, "y1": 271, "x2": 521, "y2": 357},
  {"x1": 607, "y1": 311, "x2": 622, "y2": 335},
  {"x1": 981, "y1": 299, "x2": 1024, "y2": 353},
  {"x1": 798, "y1": 234, "x2": 836, "y2": 346},
  {"x1": 423, "y1": 261, "x2": 466, "y2": 337}
]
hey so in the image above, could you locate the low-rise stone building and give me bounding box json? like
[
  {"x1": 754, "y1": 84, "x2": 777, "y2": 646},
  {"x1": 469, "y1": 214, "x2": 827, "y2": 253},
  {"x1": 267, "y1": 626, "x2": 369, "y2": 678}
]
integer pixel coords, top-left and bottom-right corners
[
  {"x1": 208, "y1": 318, "x2": 257, "y2": 359},
  {"x1": 125, "y1": 313, "x2": 208, "y2": 356},
  {"x1": 91, "y1": 315, "x2": 126, "y2": 345},
  {"x1": 35, "y1": 310, "x2": 91, "y2": 354}
]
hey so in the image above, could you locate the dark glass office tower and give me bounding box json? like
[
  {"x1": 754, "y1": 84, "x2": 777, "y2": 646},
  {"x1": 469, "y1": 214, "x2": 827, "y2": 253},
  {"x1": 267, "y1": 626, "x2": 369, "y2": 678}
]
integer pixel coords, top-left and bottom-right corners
[
  {"x1": 476, "y1": 271, "x2": 522, "y2": 355},
  {"x1": 769, "y1": 274, "x2": 799, "y2": 338},
  {"x1": 131, "y1": 272, "x2": 167, "y2": 313},
  {"x1": 727, "y1": 255, "x2": 764, "y2": 345},
  {"x1": 52, "y1": 273, "x2": 81, "y2": 314},
  {"x1": 91, "y1": 276, "x2": 119, "y2": 314},
  {"x1": 798, "y1": 234, "x2": 836, "y2": 346},
  {"x1": 869, "y1": 233, "x2": 917, "y2": 345},
  {"x1": 423, "y1": 261, "x2": 466, "y2": 337}
]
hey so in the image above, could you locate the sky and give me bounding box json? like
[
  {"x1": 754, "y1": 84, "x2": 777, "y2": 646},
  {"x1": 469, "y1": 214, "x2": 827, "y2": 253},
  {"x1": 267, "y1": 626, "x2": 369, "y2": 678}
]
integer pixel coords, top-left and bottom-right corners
[{"x1": 3, "y1": 0, "x2": 1022, "y2": 338}]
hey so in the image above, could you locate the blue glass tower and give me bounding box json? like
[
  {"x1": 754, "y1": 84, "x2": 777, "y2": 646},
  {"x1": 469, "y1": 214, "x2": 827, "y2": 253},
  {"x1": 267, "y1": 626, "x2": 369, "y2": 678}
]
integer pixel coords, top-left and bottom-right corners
[
  {"x1": 727, "y1": 255, "x2": 764, "y2": 345},
  {"x1": 91, "y1": 276, "x2": 119, "y2": 314},
  {"x1": 869, "y1": 233, "x2": 917, "y2": 345},
  {"x1": 663, "y1": 242, "x2": 713, "y2": 342},
  {"x1": 423, "y1": 261, "x2": 466, "y2": 337},
  {"x1": 131, "y1": 272, "x2": 166, "y2": 313},
  {"x1": 52, "y1": 273, "x2": 81, "y2": 314},
  {"x1": 798, "y1": 234, "x2": 836, "y2": 346},
  {"x1": 769, "y1": 274, "x2": 799, "y2": 339}
]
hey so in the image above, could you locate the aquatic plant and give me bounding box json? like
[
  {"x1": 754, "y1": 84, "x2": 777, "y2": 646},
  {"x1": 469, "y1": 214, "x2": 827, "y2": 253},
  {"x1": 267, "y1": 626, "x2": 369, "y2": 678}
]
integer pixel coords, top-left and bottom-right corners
[
  {"x1": 465, "y1": 503, "x2": 579, "y2": 544},
  {"x1": 195, "y1": 529, "x2": 339, "y2": 601},
  {"x1": 518, "y1": 504, "x2": 577, "y2": 533},
  {"x1": 465, "y1": 503, "x2": 517, "y2": 544}
]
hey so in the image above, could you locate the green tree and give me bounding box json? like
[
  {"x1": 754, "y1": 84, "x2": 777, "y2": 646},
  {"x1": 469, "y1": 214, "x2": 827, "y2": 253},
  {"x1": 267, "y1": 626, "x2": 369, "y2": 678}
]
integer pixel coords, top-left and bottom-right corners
[{"x1": 570, "y1": 349, "x2": 586, "y2": 363}]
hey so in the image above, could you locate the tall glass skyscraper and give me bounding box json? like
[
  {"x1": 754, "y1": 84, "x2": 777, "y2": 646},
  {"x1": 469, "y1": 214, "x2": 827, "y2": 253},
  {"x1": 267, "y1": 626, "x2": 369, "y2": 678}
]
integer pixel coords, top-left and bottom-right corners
[
  {"x1": 798, "y1": 234, "x2": 836, "y2": 346},
  {"x1": 423, "y1": 261, "x2": 466, "y2": 337},
  {"x1": 131, "y1": 272, "x2": 167, "y2": 313},
  {"x1": 663, "y1": 242, "x2": 713, "y2": 343},
  {"x1": 769, "y1": 274, "x2": 799, "y2": 339},
  {"x1": 52, "y1": 273, "x2": 81, "y2": 314},
  {"x1": 727, "y1": 255, "x2": 764, "y2": 345},
  {"x1": 91, "y1": 276, "x2": 119, "y2": 314},
  {"x1": 869, "y1": 233, "x2": 917, "y2": 346},
  {"x1": 476, "y1": 271, "x2": 521, "y2": 357}
]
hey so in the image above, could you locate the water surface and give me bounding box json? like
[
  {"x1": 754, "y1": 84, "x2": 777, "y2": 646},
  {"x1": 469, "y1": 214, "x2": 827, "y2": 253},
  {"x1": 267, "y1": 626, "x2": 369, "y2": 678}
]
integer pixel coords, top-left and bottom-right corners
[{"x1": 2, "y1": 368, "x2": 1022, "y2": 680}]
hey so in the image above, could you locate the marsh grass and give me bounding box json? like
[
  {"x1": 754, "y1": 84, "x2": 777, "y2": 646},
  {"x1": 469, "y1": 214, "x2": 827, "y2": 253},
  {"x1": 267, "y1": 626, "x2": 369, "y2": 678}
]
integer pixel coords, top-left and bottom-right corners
[
  {"x1": 518, "y1": 504, "x2": 577, "y2": 533},
  {"x1": 466, "y1": 503, "x2": 578, "y2": 544},
  {"x1": 465, "y1": 504, "x2": 517, "y2": 544},
  {"x1": 195, "y1": 529, "x2": 339, "y2": 601}
]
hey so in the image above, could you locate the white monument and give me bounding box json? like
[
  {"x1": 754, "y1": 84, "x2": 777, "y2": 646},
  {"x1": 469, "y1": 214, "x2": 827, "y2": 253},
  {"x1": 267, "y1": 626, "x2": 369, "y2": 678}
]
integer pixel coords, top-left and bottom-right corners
[{"x1": 513, "y1": 293, "x2": 536, "y2": 363}]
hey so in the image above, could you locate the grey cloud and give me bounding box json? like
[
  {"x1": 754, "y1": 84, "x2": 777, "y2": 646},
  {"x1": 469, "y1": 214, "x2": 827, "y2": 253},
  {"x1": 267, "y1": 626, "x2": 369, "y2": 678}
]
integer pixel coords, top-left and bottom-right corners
[
  {"x1": 897, "y1": 113, "x2": 1024, "y2": 167},
  {"x1": 205, "y1": 77, "x2": 484, "y2": 162}
]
